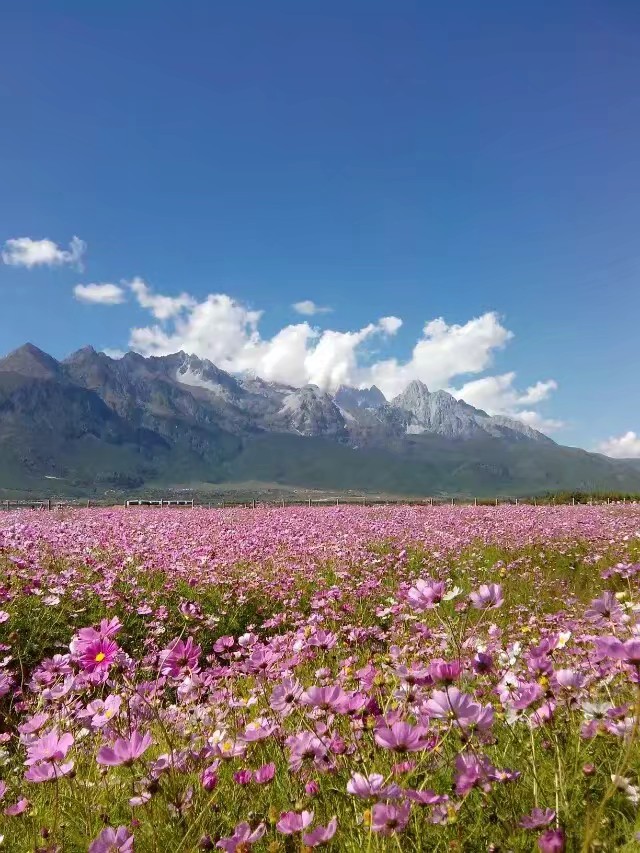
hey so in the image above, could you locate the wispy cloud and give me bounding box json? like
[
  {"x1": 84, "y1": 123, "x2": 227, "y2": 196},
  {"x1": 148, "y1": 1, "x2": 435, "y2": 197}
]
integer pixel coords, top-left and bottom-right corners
[
  {"x1": 2, "y1": 236, "x2": 86, "y2": 270},
  {"x1": 74, "y1": 283, "x2": 126, "y2": 305},
  {"x1": 292, "y1": 299, "x2": 333, "y2": 316}
]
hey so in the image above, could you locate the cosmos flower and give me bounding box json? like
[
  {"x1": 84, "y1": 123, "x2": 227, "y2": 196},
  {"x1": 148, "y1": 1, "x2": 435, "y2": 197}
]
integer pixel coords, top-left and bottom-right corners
[
  {"x1": 89, "y1": 826, "x2": 134, "y2": 853},
  {"x1": 303, "y1": 817, "x2": 337, "y2": 847},
  {"x1": 407, "y1": 579, "x2": 446, "y2": 610},
  {"x1": 370, "y1": 802, "x2": 411, "y2": 835},
  {"x1": 469, "y1": 583, "x2": 504, "y2": 610},
  {"x1": 216, "y1": 822, "x2": 266, "y2": 851},
  {"x1": 24, "y1": 729, "x2": 74, "y2": 782},
  {"x1": 374, "y1": 721, "x2": 429, "y2": 752},
  {"x1": 276, "y1": 810, "x2": 314, "y2": 834},
  {"x1": 97, "y1": 731, "x2": 152, "y2": 767}
]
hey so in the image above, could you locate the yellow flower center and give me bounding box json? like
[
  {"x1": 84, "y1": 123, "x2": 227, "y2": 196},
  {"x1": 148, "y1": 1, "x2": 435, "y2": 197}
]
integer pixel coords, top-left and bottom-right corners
[{"x1": 95, "y1": 652, "x2": 106, "y2": 663}]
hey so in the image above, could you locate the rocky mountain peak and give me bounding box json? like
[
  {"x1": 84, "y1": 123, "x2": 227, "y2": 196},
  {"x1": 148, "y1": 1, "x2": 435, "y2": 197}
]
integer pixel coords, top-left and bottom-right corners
[{"x1": 0, "y1": 343, "x2": 61, "y2": 379}]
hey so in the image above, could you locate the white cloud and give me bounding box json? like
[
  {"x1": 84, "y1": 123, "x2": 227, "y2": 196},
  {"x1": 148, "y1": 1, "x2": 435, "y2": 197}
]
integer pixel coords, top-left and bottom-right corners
[
  {"x1": 129, "y1": 276, "x2": 195, "y2": 320},
  {"x1": 120, "y1": 280, "x2": 560, "y2": 428},
  {"x1": 74, "y1": 282, "x2": 126, "y2": 305},
  {"x1": 597, "y1": 431, "x2": 640, "y2": 459},
  {"x1": 101, "y1": 348, "x2": 126, "y2": 359},
  {"x1": 364, "y1": 313, "x2": 513, "y2": 398},
  {"x1": 450, "y1": 372, "x2": 563, "y2": 433},
  {"x1": 2, "y1": 236, "x2": 86, "y2": 269},
  {"x1": 292, "y1": 299, "x2": 333, "y2": 316}
]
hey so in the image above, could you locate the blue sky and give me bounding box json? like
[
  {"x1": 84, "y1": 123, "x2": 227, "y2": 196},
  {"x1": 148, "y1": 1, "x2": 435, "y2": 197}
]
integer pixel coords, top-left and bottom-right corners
[{"x1": 1, "y1": 1, "x2": 639, "y2": 454}]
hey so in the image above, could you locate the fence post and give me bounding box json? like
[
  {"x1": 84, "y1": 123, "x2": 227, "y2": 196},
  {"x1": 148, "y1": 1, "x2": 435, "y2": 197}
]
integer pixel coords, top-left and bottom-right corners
[
  {"x1": 336, "y1": 498, "x2": 339, "y2": 506},
  {"x1": 252, "y1": 499, "x2": 256, "y2": 509},
  {"x1": 281, "y1": 499, "x2": 285, "y2": 508},
  {"x1": 495, "y1": 498, "x2": 498, "y2": 506},
  {"x1": 308, "y1": 498, "x2": 311, "y2": 507},
  {"x1": 47, "y1": 499, "x2": 51, "y2": 511},
  {"x1": 430, "y1": 497, "x2": 433, "y2": 506},
  {"x1": 515, "y1": 498, "x2": 518, "y2": 506}
]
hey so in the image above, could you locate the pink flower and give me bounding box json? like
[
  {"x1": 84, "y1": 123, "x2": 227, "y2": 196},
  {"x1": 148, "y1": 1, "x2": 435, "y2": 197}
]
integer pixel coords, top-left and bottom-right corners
[
  {"x1": 276, "y1": 810, "x2": 314, "y2": 834},
  {"x1": 79, "y1": 637, "x2": 120, "y2": 674},
  {"x1": 4, "y1": 797, "x2": 29, "y2": 816},
  {"x1": 18, "y1": 713, "x2": 49, "y2": 737},
  {"x1": 301, "y1": 684, "x2": 349, "y2": 712},
  {"x1": 374, "y1": 721, "x2": 429, "y2": 752},
  {"x1": 216, "y1": 822, "x2": 265, "y2": 851},
  {"x1": 89, "y1": 826, "x2": 134, "y2": 853},
  {"x1": 24, "y1": 729, "x2": 74, "y2": 782},
  {"x1": 407, "y1": 579, "x2": 445, "y2": 610},
  {"x1": 97, "y1": 730, "x2": 152, "y2": 767},
  {"x1": 370, "y1": 802, "x2": 411, "y2": 835},
  {"x1": 303, "y1": 817, "x2": 337, "y2": 847},
  {"x1": 469, "y1": 583, "x2": 504, "y2": 610},
  {"x1": 159, "y1": 636, "x2": 202, "y2": 677}
]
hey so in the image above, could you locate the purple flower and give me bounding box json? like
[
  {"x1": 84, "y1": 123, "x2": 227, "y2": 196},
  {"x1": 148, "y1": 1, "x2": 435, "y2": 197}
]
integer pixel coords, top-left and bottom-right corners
[
  {"x1": 553, "y1": 669, "x2": 585, "y2": 691},
  {"x1": 4, "y1": 797, "x2": 29, "y2": 816},
  {"x1": 520, "y1": 808, "x2": 556, "y2": 829},
  {"x1": 374, "y1": 721, "x2": 429, "y2": 753},
  {"x1": 537, "y1": 828, "x2": 566, "y2": 852},
  {"x1": 303, "y1": 817, "x2": 337, "y2": 847},
  {"x1": 429, "y1": 660, "x2": 461, "y2": 684},
  {"x1": 216, "y1": 822, "x2": 265, "y2": 851},
  {"x1": 253, "y1": 762, "x2": 276, "y2": 784},
  {"x1": 370, "y1": 802, "x2": 411, "y2": 835},
  {"x1": 347, "y1": 772, "x2": 387, "y2": 798},
  {"x1": 276, "y1": 810, "x2": 314, "y2": 834},
  {"x1": 285, "y1": 731, "x2": 328, "y2": 772},
  {"x1": 97, "y1": 730, "x2": 152, "y2": 767},
  {"x1": 425, "y1": 687, "x2": 493, "y2": 731},
  {"x1": 454, "y1": 752, "x2": 492, "y2": 796},
  {"x1": 233, "y1": 769, "x2": 252, "y2": 785},
  {"x1": 89, "y1": 826, "x2": 134, "y2": 853},
  {"x1": 407, "y1": 579, "x2": 446, "y2": 611},
  {"x1": 24, "y1": 729, "x2": 74, "y2": 782},
  {"x1": 270, "y1": 678, "x2": 303, "y2": 715},
  {"x1": 200, "y1": 763, "x2": 219, "y2": 791},
  {"x1": 469, "y1": 583, "x2": 504, "y2": 610}
]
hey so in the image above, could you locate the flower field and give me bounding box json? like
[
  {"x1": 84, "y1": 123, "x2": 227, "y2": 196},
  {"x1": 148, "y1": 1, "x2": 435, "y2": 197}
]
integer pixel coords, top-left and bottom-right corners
[{"x1": 1, "y1": 505, "x2": 640, "y2": 851}]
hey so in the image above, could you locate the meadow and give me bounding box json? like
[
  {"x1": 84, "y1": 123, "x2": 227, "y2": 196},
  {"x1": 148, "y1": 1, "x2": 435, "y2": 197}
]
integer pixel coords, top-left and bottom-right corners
[{"x1": 0, "y1": 504, "x2": 639, "y2": 851}]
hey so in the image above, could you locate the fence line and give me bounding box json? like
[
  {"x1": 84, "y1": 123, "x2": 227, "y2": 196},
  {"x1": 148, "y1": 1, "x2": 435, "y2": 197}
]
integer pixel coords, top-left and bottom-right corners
[{"x1": 0, "y1": 496, "x2": 635, "y2": 512}]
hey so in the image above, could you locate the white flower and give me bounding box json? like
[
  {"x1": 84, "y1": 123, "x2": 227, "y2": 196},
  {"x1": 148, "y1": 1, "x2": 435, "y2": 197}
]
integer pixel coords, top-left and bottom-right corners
[
  {"x1": 443, "y1": 586, "x2": 462, "y2": 601},
  {"x1": 611, "y1": 775, "x2": 640, "y2": 805},
  {"x1": 556, "y1": 631, "x2": 572, "y2": 649}
]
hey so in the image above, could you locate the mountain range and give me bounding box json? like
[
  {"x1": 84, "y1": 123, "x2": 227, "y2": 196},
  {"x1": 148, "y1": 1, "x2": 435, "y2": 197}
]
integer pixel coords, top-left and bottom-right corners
[{"x1": 0, "y1": 342, "x2": 638, "y2": 497}]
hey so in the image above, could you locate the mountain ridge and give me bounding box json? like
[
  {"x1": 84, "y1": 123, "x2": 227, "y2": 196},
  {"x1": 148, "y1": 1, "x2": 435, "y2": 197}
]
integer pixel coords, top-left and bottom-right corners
[{"x1": 0, "y1": 343, "x2": 636, "y2": 497}]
